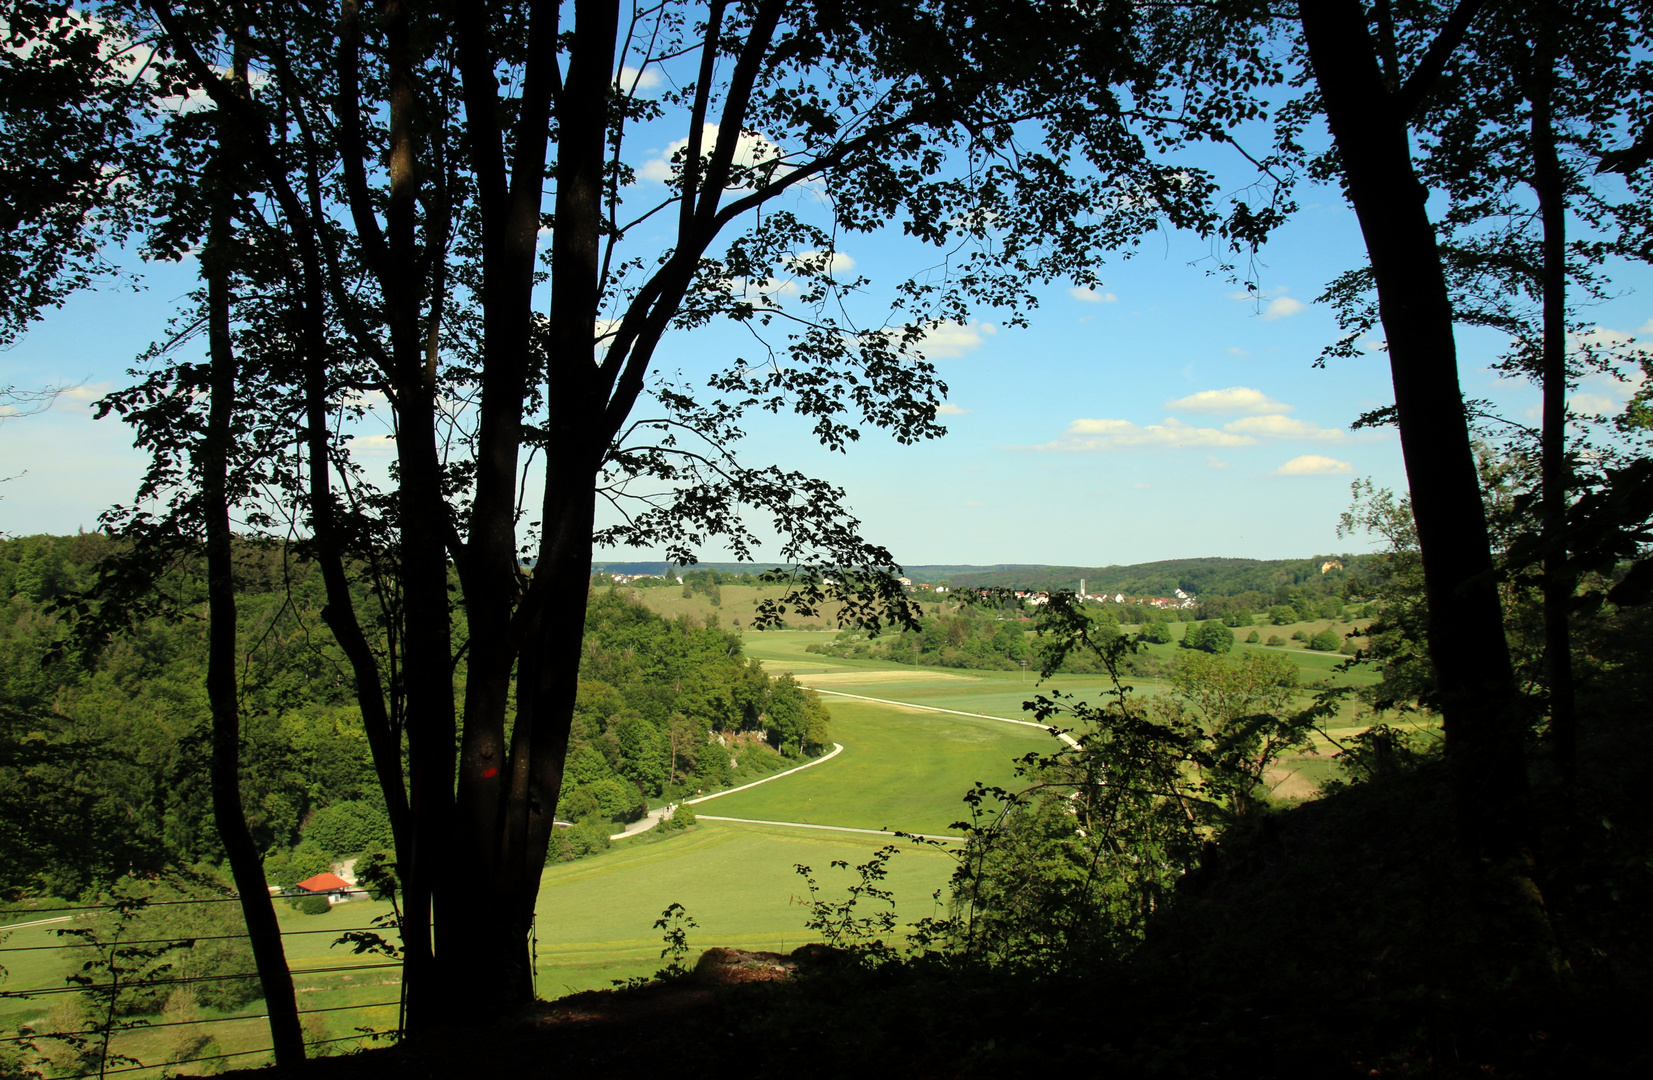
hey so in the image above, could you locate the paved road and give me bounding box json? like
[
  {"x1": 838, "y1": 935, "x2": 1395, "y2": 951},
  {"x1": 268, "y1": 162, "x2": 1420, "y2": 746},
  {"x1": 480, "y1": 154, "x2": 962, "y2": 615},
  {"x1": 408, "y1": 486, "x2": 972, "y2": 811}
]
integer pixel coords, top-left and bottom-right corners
[
  {"x1": 606, "y1": 682, "x2": 1087, "y2": 843},
  {"x1": 608, "y1": 742, "x2": 846, "y2": 840},
  {"x1": 800, "y1": 688, "x2": 1079, "y2": 747}
]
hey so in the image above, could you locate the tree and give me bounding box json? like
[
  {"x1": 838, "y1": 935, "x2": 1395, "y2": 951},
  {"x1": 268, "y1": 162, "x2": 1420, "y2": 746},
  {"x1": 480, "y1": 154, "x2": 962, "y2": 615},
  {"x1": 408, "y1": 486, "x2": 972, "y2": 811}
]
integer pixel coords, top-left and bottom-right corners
[
  {"x1": 1294, "y1": 0, "x2": 1531, "y2": 859},
  {"x1": 12, "y1": 0, "x2": 1289, "y2": 1023},
  {"x1": 1314, "y1": 0, "x2": 1653, "y2": 794},
  {"x1": 1183, "y1": 620, "x2": 1234, "y2": 654}
]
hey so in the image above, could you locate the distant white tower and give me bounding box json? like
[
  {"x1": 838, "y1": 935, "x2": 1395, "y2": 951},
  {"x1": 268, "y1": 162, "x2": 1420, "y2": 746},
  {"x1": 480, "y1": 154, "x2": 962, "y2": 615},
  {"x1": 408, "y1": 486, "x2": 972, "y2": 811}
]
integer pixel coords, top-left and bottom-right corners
[{"x1": 1080, "y1": 578, "x2": 1086, "y2": 596}]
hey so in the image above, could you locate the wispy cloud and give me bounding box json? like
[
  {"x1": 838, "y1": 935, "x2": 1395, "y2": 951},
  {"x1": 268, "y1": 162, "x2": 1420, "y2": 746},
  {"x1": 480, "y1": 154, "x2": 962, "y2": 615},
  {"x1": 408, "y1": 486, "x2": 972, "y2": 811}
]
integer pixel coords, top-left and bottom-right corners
[
  {"x1": 638, "y1": 123, "x2": 788, "y2": 188},
  {"x1": 1223, "y1": 414, "x2": 1343, "y2": 440},
  {"x1": 1232, "y1": 286, "x2": 1307, "y2": 321},
  {"x1": 1261, "y1": 296, "x2": 1306, "y2": 320},
  {"x1": 616, "y1": 65, "x2": 662, "y2": 94},
  {"x1": 1164, "y1": 386, "x2": 1291, "y2": 415},
  {"x1": 936, "y1": 402, "x2": 970, "y2": 416},
  {"x1": 1277, "y1": 454, "x2": 1351, "y2": 475},
  {"x1": 788, "y1": 250, "x2": 856, "y2": 276},
  {"x1": 1070, "y1": 286, "x2": 1118, "y2": 304},
  {"x1": 915, "y1": 321, "x2": 996, "y2": 359},
  {"x1": 1031, "y1": 416, "x2": 1256, "y2": 452}
]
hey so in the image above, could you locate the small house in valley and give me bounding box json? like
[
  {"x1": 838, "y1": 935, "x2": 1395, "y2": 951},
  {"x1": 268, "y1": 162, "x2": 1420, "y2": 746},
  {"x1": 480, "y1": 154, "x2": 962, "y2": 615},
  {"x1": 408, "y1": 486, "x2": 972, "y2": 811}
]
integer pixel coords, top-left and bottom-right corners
[{"x1": 293, "y1": 871, "x2": 358, "y2": 905}]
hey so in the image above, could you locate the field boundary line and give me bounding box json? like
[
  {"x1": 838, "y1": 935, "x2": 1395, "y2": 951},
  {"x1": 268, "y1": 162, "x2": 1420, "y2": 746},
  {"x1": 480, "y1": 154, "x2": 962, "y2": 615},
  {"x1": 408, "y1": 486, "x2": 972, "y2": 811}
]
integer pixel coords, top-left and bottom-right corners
[
  {"x1": 0, "y1": 915, "x2": 71, "y2": 931},
  {"x1": 682, "y1": 742, "x2": 845, "y2": 805},
  {"x1": 801, "y1": 689, "x2": 1079, "y2": 747},
  {"x1": 609, "y1": 743, "x2": 848, "y2": 840},
  {"x1": 696, "y1": 815, "x2": 962, "y2": 843}
]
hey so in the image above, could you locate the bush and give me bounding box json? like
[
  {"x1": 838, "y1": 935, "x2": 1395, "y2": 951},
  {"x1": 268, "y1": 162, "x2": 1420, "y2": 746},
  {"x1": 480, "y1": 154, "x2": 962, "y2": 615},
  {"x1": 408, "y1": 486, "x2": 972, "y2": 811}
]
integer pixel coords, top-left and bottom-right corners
[
  {"x1": 1182, "y1": 620, "x2": 1233, "y2": 654},
  {"x1": 263, "y1": 843, "x2": 333, "y2": 888},
  {"x1": 303, "y1": 800, "x2": 392, "y2": 858},
  {"x1": 656, "y1": 802, "x2": 697, "y2": 833},
  {"x1": 293, "y1": 895, "x2": 332, "y2": 915},
  {"x1": 1266, "y1": 635, "x2": 1285, "y2": 646},
  {"x1": 1139, "y1": 620, "x2": 1174, "y2": 644},
  {"x1": 1246, "y1": 630, "x2": 1261, "y2": 643},
  {"x1": 1308, "y1": 628, "x2": 1341, "y2": 651},
  {"x1": 549, "y1": 816, "x2": 612, "y2": 862}
]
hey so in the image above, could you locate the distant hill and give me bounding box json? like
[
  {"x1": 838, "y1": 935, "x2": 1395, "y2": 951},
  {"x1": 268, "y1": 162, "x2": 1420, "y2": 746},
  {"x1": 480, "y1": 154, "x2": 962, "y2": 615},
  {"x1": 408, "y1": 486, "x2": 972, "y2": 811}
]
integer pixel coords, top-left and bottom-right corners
[
  {"x1": 589, "y1": 557, "x2": 1379, "y2": 601},
  {"x1": 587, "y1": 561, "x2": 1043, "y2": 579},
  {"x1": 944, "y1": 556, "x2": 1381, "y2": 599}
]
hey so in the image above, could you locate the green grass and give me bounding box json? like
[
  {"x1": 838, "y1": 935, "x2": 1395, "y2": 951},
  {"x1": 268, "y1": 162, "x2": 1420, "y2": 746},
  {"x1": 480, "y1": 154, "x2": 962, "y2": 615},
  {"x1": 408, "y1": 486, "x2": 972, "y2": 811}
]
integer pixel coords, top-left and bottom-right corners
[
  {"x1": 1, "y1": 614, "x2": 1405, "y2": 1068},
  {"x1": 695, "y1": 698, "x2": 1054, "y2": 834},
  {"x1": 532, "y1": 820, "x2": 955, "y2": 998},
  {"x1": 0, "y1": 900, "x2": 404, "y2": 1077}
]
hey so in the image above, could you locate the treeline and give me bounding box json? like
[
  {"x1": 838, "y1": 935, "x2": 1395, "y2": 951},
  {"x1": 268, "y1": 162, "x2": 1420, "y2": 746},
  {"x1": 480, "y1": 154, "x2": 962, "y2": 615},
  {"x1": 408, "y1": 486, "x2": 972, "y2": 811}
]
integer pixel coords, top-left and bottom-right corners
[
  {"x1": 553, "y1": 589, "x2": 831, "y2": 857},
  {"x1": 0, "y1": 536, "x2": 829, "y2": 897},
  {"x1": 946, "y1": 555, "x2": 1380, "y2": 602}
]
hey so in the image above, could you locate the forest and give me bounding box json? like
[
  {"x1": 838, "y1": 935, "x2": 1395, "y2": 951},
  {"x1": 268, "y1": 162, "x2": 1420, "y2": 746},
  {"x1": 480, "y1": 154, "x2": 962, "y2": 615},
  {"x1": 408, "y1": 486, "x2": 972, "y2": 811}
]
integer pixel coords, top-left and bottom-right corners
[
  {"x1": 0, "y1": 535, "x2": 830, "y2": 898},
  {"x1": 5, "y1": 0, "x2": 1653, "y2": 1073}
]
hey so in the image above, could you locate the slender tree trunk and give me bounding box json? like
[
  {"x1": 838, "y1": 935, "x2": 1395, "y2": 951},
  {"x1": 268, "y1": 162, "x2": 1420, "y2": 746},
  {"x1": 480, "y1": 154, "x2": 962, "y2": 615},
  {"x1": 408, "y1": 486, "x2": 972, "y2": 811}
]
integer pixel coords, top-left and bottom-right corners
[
  {"x1": 199, "y1": 121, "x2": 305, "y2": 1065},
  {"x1": 1299, "y1": 0, "x2": 1530, "y2": 859},
  {"x1": 1527, "y1": 26, "x2": 1576, "y2": 791}
]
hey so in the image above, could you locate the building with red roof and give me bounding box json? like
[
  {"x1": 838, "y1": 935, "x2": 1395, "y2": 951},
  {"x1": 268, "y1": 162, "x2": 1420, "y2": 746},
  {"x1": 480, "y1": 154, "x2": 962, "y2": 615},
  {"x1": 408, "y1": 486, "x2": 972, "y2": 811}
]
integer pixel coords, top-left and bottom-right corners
[{"x1": 293, "y1": 871, "x2": 357, "y2": 904}]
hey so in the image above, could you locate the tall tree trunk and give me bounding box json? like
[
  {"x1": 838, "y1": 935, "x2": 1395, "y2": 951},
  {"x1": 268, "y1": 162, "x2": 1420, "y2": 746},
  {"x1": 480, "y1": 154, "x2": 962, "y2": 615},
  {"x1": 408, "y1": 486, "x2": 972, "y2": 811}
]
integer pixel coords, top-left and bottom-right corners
[
  {"x1": 199, "y1": 121, "x2": 305, "y2": 1066},
  {"x1": 1526, "y1": 22, "x2": 1576, "y2": 791},
  {"x1": 1299, "y1": 0, "x2": 1530, "y2": 859}
]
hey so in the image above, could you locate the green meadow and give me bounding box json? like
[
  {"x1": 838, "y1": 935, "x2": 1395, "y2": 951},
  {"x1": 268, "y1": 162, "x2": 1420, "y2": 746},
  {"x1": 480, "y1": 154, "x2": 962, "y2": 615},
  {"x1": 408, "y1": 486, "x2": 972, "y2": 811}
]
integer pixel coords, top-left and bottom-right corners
[
  {"x1": 531, "y1": 820, "x2": 955, "y2": 998},
  {"x1": 1, "y1": 616, "x2": 1396, "y2": 1074}
]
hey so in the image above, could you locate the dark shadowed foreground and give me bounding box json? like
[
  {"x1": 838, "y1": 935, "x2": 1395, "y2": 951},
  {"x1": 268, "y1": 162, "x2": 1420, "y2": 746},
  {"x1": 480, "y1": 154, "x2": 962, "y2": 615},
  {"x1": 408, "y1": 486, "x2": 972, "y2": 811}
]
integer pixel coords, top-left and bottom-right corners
[{"x1": 206, "y1": 718, "x2": 1652, "y2": 1080}]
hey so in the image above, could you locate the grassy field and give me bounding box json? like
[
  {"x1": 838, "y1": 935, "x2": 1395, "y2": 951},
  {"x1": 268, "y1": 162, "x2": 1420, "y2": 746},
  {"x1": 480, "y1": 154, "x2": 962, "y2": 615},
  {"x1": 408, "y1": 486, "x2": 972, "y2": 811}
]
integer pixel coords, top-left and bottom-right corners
[
  {"x1": 1, "y1": 610, "x2": 1403, "y2": 1073},
  {"x1": 0, "y1": 899, "x2": 404, "y2": 1076},
  {"x1": 531, "y1": 820, "x2": 954, "y2": 998},
  {"x1": 694, "y1": 697, "x2": 1053, "y2": 833}
]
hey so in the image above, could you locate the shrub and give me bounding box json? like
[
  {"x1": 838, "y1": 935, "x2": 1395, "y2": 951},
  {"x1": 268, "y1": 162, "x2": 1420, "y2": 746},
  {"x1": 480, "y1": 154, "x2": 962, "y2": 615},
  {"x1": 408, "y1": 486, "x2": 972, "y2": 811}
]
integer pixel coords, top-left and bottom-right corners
[
  {"x1": 1266, "y1": 635, "x2": 1285, "y2": 646},
  {"x1": 1246, "y1": 630, "x2": 1261, "y2": 643},
  {"x1": 293, "y1": 895, "x2": 332, "y2": 916},
  {"x1": 656, "y1": 802, "x2": 697, "y2": 833},
  {"x1": 263, "y1": 843, "x2": 333, "y2": 888},
  {"x1": 1308, "y1": 628, "x2": 1341, "y2": 652},
  {"x1": 303, "y1": 800, "x2": 392, "y2": 858},
  {"x1": 549, "y1": 816, "x2": 612, "y2": 862},
  {"x1": 1139, "y1": 620, "x2": 1174, "y2": 644},
  {"x1": 1182, "y1": 620, "x2": 1233, "y2": 654}
]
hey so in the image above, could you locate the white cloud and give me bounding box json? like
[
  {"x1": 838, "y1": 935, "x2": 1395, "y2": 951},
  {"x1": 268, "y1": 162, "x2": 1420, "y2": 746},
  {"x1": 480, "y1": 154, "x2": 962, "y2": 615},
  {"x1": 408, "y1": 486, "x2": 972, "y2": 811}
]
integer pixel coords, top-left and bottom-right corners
[
  {"x1": 349, "y1": 433, "x2": 398, "y2": 456},
  {"x1": 616, "y1": 65, "x2": 662, "y2": 93},
  {"x1": 788, "y1": 250, "x2": 856, "y2": 276},
  {"x1": 936, "y1": 402, "x2": 970, "y2": 415},
  {"x1": 1261, "y1": 296, "x2": 1306, "y2": 321},
  {"x1": 1639, "y1": 318, "x2": 1653, "y2": 336},
  {"x1": 1069, "y1": 287, "x2": 1118, "y2": 304},
  {"x1": 1277, "y1": 454, "x2": 1352, "y2": 475},
  {"x1": 1223, "y1": 414, "x2": 1344, "y2": 440},
  {"x1": 1232, "y1": 286, "x2": 1307, "y2": 321},
  {"x1": 638, "y1": 123, "x2": 788, "y2": 189},
  {"x1": 1164, "y1": 386, "x2": 1291, "y2": 415},
  {"x1": 914, "y1": 321, "x2": 995, "y2": 359},
  {"x1": 1227, "y1": 347, "x2": 1249, "y2": 358},
  {"x1": 1133, "y1": 482, "x2": 1151, "y2": 489},
  {"x1": 1205, "y1": 455, "x2": 1229, "y2": 469},
  {"x1": 1571, "y1": 392, "x2": 1618, "y2": 415},
  {"x1": 1032, "y1": 416, "x2": 1256, "y2": 452}
]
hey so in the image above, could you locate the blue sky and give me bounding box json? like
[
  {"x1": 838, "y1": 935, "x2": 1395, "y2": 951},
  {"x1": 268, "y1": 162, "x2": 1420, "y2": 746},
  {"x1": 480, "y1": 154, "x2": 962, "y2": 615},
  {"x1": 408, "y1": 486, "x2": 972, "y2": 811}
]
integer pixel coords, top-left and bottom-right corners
[{"x1": 4, "y1": 59, "x2": 1651, "y2": 570}]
